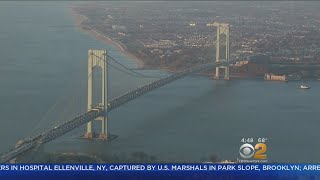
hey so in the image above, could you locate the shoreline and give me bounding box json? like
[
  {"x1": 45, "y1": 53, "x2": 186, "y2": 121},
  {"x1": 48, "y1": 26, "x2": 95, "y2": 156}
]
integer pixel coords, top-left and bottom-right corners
[{"x1": 69, "y1": 6, "x2": 144, "y2": 69}]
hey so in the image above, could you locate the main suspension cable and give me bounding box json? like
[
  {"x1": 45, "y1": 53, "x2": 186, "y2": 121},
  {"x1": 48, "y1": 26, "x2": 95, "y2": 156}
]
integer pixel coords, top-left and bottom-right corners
[{"x1": 91, "y1": 53, "x2": 167, "y2": 79}]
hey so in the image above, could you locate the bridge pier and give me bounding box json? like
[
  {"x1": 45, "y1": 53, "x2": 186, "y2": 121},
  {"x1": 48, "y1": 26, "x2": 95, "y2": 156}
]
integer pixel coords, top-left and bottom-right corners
[
  {"x1": 84, "y1": 132, "x2": 93, "y2": 139},
  {"x1": 224, "y1": 66, "x2": 230, "y2": 80},
  {"x1": 85, "y1": 49, "x2": 109, "y2": 141},
  {"x1": 214, "y1": 66, "x2": 229, "y2": 80},
  {"x1": 99, "y1": 112, "x2": 108, "y2": 140}
]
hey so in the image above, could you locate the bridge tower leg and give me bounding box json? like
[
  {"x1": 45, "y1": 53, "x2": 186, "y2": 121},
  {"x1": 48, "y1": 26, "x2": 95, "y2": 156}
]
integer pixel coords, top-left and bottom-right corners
[
  {"x1": 213, "y1": 23, "x2": 230, "y2": 80},
  {"x1": 84, "y1": 49, "x2": 108, "y2": 141}
]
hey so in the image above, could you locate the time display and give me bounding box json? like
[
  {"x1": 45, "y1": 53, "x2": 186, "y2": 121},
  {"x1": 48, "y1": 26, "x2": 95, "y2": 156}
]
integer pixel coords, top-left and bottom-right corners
[
  {"x1": 241, "y1": 138, "x2": 254, "y2": 143},
  {"x1": 241, "y1": 138, "x2": 268, "y2": 143}
]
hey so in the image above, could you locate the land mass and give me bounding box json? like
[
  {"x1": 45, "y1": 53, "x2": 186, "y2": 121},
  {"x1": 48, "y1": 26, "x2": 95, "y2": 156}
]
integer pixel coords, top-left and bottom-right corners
[{"x1": 70, "y1": 2, "x2": 320, "y2": 79}]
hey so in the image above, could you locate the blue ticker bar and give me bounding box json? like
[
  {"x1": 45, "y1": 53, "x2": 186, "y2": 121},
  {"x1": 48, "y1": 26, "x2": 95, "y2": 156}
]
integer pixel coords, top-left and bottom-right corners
[{"x1": 1, "y1": 164, "x2": 320, "y2": 180}]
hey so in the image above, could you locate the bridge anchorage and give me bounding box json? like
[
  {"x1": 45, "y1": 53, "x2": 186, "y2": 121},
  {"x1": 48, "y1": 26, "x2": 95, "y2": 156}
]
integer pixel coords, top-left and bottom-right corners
[
  {"x1": 82, "y1": 50, "x2": 111, "y2": 141},
  {"x1": 208, "y1": 22, "x2": 230, "y2": 80}
]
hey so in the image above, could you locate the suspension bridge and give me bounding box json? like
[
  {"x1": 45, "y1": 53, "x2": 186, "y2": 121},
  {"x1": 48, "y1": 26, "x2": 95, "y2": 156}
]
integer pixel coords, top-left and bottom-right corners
[{"x1": 0, "y1": 23, "x2": 232, "y2": 163}]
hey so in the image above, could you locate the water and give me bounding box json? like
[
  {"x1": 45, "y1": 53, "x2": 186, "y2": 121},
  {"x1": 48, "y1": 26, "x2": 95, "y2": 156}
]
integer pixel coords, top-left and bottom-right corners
[{"x1": 0, "y1": 2, "x2": 320, "y2": 163}]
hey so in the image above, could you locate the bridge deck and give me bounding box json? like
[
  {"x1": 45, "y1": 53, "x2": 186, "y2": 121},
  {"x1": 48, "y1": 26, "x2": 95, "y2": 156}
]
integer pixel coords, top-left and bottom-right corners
[{"x1": 108, "y1": 62, "x2": 225, "y2": 111}]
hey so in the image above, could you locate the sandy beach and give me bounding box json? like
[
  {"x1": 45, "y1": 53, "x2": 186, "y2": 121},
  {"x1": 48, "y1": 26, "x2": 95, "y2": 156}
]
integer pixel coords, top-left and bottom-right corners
[{"x1": 69, "y1": 6, "x2": 144, "y2": 69}]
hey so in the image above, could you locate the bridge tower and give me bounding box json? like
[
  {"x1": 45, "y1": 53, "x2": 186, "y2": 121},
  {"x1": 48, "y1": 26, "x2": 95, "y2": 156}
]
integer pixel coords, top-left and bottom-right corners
[
  {"x1": 84, "y1": 50, "x2": 108, "y2": 140},
  {"x1": 208, "y1": 22, "x2": 230, "y2": 80}
]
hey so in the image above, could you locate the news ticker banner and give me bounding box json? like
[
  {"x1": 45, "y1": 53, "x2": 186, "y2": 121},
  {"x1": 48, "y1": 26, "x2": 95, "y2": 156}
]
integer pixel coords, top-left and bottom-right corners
[
  {"x1": 1, "y1": 164, "x2": 320, "y2": 174},
  {"x1": 2, "y1": 164, "x2": 320, "y2": 180}
]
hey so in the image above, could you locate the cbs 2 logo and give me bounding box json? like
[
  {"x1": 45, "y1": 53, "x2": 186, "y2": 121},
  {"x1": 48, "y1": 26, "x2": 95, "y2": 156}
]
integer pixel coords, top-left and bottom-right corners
[{"x1": 239, "y1": 143, "x2": 267, "y2": 159}]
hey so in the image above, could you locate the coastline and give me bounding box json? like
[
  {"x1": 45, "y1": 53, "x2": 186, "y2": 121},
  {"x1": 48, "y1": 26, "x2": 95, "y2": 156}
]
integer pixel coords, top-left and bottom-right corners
[
  {"x1": 69, "y1": 6, "x2": 231, "y2": 77},
  {"x1": 69, "y1": 6, "x2": 144, "y2": 69}
]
